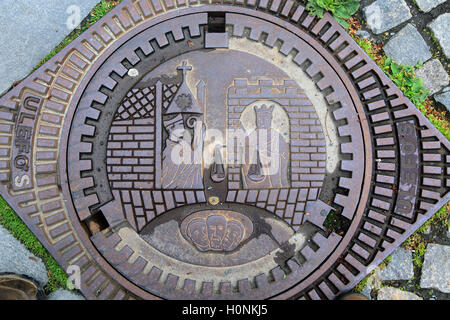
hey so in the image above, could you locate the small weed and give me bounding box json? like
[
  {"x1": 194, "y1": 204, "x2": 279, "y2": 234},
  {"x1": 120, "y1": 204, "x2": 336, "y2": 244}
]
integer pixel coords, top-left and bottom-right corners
[
  {"x1": 323, "y1": 210, "x2": 349, "y2": 235},
  {"x1": 380, "y1": 255, "x2": 392, "y2": 269},
  {"x1": 305, "y1": 0, "x2": 360, "y2": 29},
  {"x1": 383, "y1": 58, "x2": 429, "y2": 106},
  {"x1": 323, "y1": 210, "x2": 338, "y2": 230}
]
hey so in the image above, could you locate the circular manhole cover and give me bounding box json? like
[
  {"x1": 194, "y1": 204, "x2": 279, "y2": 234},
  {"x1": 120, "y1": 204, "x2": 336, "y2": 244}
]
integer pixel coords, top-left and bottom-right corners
[{"x1": 1, "y1": 1, "x2": 449, "y2": 300}]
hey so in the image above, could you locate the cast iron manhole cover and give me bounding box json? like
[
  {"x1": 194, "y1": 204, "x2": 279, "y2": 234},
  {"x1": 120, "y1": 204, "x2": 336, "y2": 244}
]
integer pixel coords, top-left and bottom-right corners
[{"x1": 1, "y1": 0, "x2": 449, "y2": 300}]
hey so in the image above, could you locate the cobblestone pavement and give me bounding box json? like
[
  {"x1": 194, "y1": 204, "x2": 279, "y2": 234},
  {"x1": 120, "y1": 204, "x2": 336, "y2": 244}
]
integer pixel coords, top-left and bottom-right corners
[{"x1": 358, "y1": 0, "x2": 449, "y2": 111}]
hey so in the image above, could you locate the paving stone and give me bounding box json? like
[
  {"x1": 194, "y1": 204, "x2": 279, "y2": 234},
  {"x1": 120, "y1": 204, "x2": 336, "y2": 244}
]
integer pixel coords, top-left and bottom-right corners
[
  {"x1": 0, "y1": 226, "x2": 48, "y2": 287},
  {"x1": 383, "y1": 24, "x2": 431, "y2": 66},
  {"x1": 429, "y1": 13, "x2": 450, "y2": 59},
  {"x1": 420, "y1": 244, "x2": 450, "y2": 293},
  {"x1": 0, "y1": 0, "x2": 99, "y2": 95},
  {"x1": 434, "y1": 87, "x2": 450, "y2": 112},
  {"x1": 47, "y1": 289, "x2": 85, "y2": 300},
  {"x1": 415, "y1": 59, "x2": 449, "y2": 95},
  {"x1": 379, "y1": 247, "x2": 414, "y2": 281},
  {"x1": 377, "y1": 287, "x2": 423, "y2": 300},
  {"x1": 364, "y1": 0, "x2": 412, "y2": 34},
  {"x1": 415, "y1": 0, "x2": 446, "y2": 12}
]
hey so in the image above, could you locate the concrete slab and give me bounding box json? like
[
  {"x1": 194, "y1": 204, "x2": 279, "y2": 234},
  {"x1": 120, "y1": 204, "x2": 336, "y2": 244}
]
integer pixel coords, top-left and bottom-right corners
[{"x1": 0, "y1": 0, "x2": 99, "y2": 95}]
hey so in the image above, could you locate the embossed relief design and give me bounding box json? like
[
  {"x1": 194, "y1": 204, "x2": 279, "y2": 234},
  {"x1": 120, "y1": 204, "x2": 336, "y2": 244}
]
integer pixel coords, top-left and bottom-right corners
[
  {"x1": 161, "y1": 62, "x2": 205, "y2": 190},
  {"x1": 2, "y1": 1, "x2": 449, "y2": 301},
  {"x1": 106, "y1": 55, "x2": 329, "y2": 233},
  {"x1": 240, "y1": 102, "x2": 290, "y2": 189},
  {"x1": 106, "y1": 61, "x2": 207, "y2": 231},
  {"x1": 180, "y1": 210, "x2": 253, "y2": 252},
  {"x1": 226, "y1": 79, "x2": 327, "y2": 231}
]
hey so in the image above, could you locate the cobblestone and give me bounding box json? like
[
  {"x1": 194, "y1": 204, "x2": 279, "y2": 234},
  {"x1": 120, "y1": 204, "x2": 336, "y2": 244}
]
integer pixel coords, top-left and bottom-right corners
[
  {"x1": 364, "y1": 0, "x2": 412, "y2": 34},
  {"x1": 428, "y1": 13, "x2": 450, "y2": 59},
  {"x1": 415, "y1": 59, "x2": 449, "y2": 95},
  {"x1": 420, "y1": 244, "x2": 450, "y2": 293},
  {"x1": 377, "y1": 287, "x2": 423, "y2": 300},
  {"x1": 415, "y1": 0, "x2": 446, "y2": 13},
  {"x1": 383, "y1": 24, "x2": 431, "y2": 66}
]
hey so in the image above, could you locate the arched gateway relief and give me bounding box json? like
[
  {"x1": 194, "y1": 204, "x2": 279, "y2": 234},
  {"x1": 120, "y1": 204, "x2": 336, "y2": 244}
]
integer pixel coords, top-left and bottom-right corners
[
  {"x1": 2, "y1": 1, "x2": 448, "y2": 300},
  {"x1": 106, "y1": 56, "x2": 328, "y2": 235}
]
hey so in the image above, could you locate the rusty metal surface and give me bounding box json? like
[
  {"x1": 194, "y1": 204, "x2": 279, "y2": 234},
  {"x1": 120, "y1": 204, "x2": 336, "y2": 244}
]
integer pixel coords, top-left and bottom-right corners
[{"x1": 0, "y1": 0, "x2": 448, "y2": 300}]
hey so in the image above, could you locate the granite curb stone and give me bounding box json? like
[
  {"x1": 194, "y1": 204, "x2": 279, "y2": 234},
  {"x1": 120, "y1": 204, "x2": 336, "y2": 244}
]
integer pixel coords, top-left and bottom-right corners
[{"x1": 434, "y1": 87, "x2": 450, "y2": 112}]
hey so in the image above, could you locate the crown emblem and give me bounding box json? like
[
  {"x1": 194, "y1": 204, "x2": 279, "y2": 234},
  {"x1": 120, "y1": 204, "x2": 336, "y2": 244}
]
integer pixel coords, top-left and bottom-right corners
[
  {"x1": 181, "y1": 210, "x2": 253, "y2": 252},
  {"x1": 254, "y1": 104, "x2": 275, "y2": 116}
]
